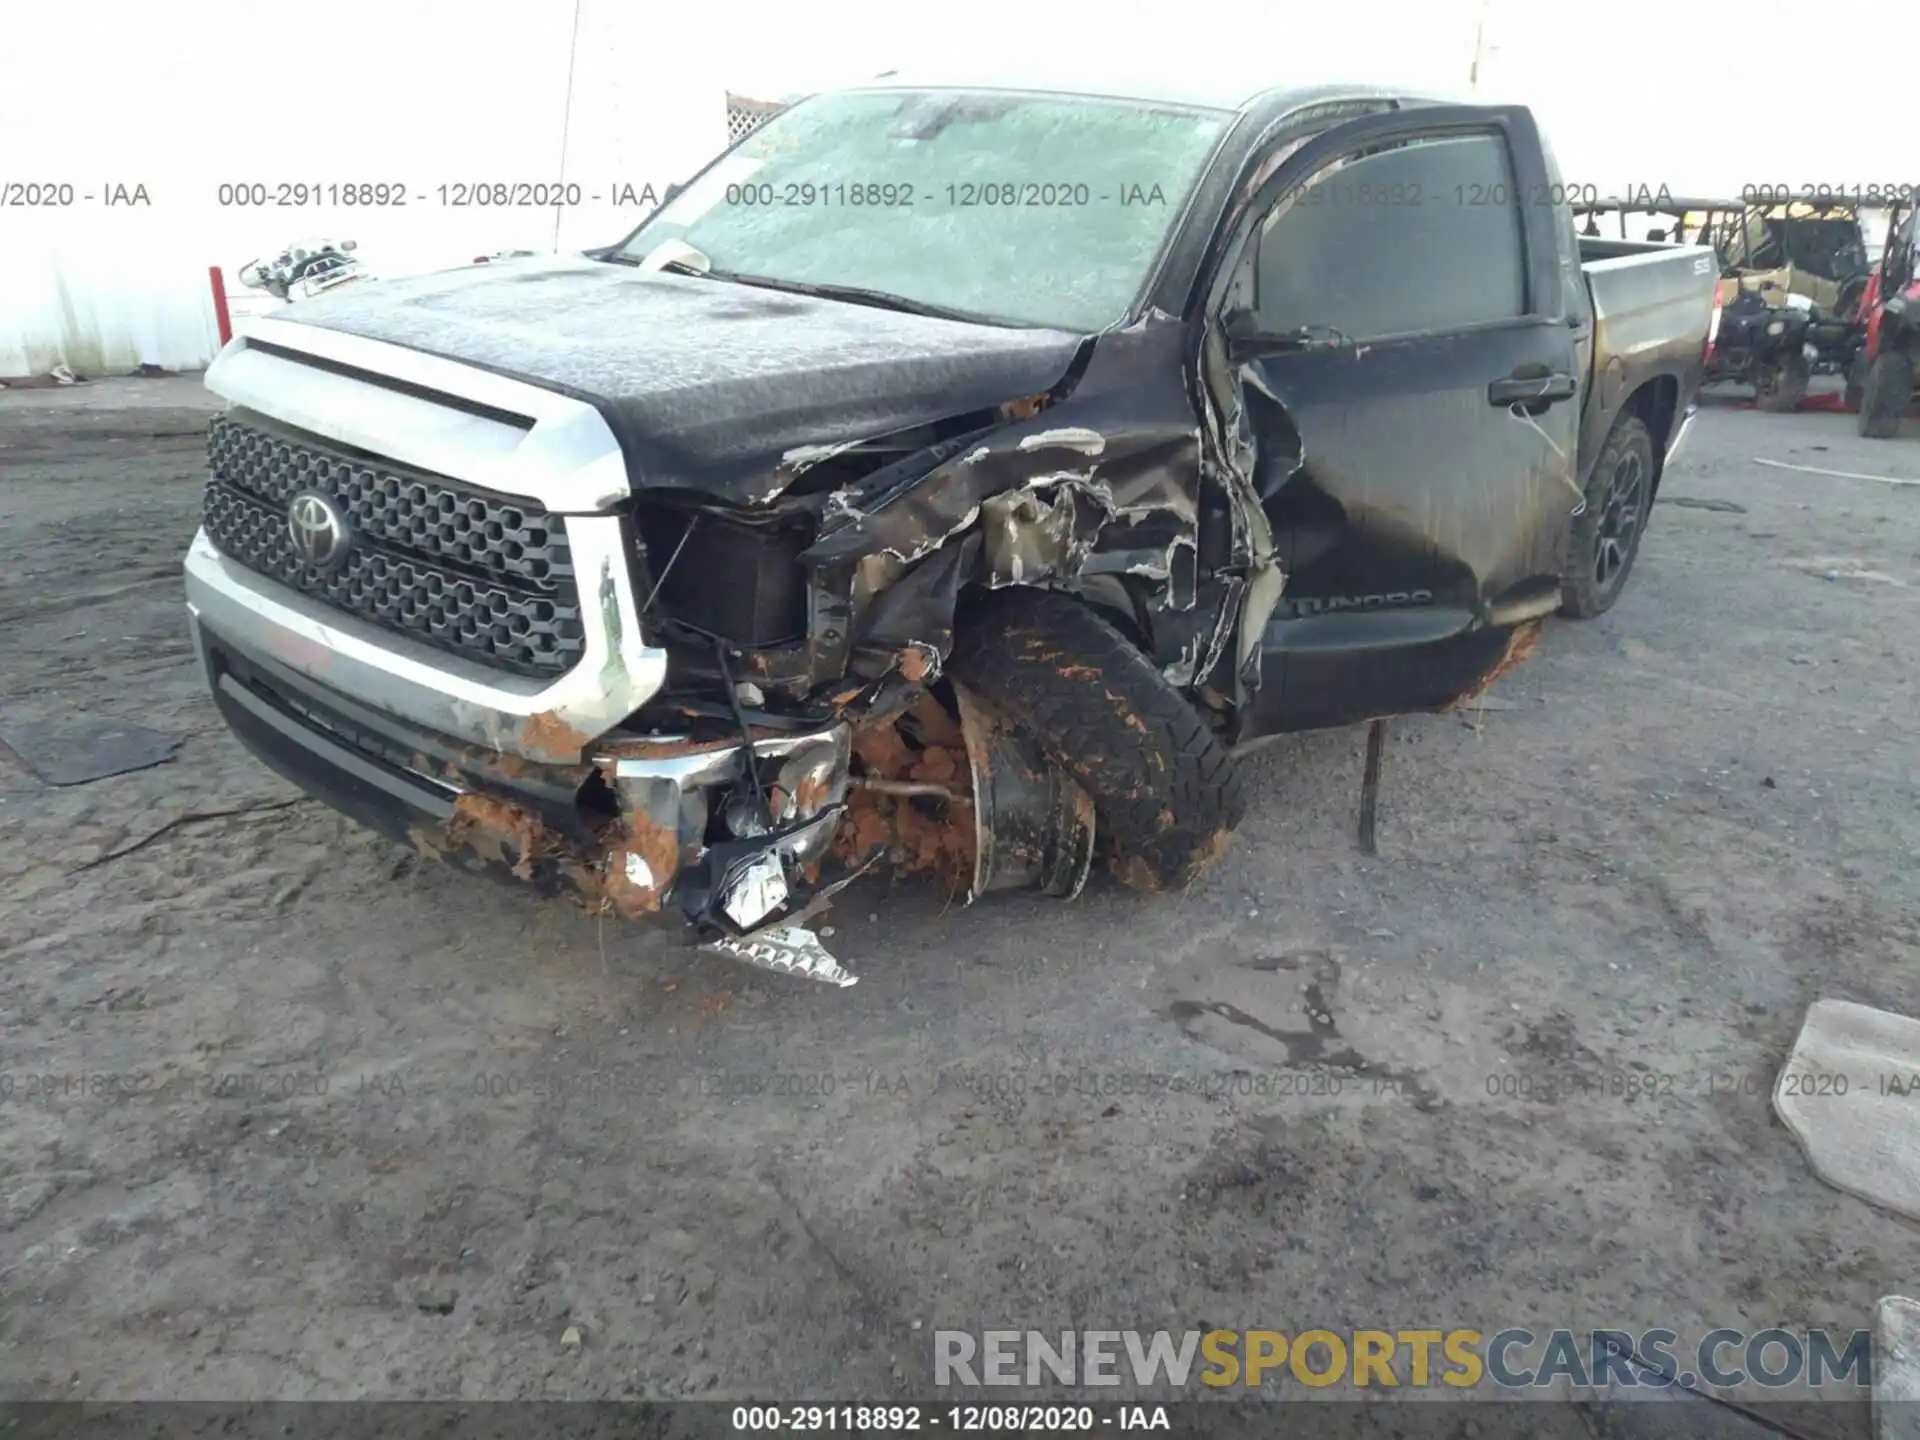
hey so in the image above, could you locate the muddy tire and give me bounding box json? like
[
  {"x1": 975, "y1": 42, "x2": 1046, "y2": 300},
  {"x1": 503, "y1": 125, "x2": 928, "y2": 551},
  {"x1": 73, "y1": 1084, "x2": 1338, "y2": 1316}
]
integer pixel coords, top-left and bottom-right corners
[
  {"x1": 1559, "y1": 413, "x2": 1654, "y2": 620},
  {"x1": 1858, "y1": 351, "x2": 1914, "y2": 439},
  {"x1": 1754, "y1": 351, "x2": 1810, "y2": 413},
  {"x1": 946, "y1": 588, "x2": 1246, "y2": 891}
]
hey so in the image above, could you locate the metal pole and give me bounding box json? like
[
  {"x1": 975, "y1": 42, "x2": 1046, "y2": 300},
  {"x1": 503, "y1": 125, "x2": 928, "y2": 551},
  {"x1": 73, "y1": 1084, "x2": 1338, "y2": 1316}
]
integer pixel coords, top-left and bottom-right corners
[
  {"x1": 1468, "y1": 0, "x2": 1490, "y2": 90},
  {"x1": 1358, "y1": 718, "x2": 1386, "y2": 856},
  {"x1": 553, "y1": 0, "x2": 584, "y2": 252},
  {"x1": 208, "y1": 266, "x2": 232, "y2": 347}
]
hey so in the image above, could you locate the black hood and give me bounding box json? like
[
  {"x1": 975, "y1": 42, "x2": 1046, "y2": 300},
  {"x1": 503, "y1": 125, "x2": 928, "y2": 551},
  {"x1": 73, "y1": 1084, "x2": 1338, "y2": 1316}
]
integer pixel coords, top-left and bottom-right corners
[{"x1": 276, "y1": 257, "x2": 1086, "y2": 507}]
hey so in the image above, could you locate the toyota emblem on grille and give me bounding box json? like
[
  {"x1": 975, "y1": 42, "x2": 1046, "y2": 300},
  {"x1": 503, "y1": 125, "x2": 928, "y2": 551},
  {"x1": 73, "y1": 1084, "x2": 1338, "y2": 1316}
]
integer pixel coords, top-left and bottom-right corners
[{"x1": 287, "y1": 492, "x2": 350, "y2": 570}]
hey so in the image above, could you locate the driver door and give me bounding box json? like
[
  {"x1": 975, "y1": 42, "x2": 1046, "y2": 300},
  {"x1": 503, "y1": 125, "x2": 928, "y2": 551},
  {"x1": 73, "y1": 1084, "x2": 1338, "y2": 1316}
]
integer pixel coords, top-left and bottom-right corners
[{"x1": 1212, "y1": 106, "x2": 1583, "y2": 735}]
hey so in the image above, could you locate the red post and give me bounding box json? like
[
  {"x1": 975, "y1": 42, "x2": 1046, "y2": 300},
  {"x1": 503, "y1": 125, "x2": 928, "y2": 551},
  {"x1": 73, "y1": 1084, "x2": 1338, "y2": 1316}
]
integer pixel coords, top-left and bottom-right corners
[{"x1": 208, "y1": 265, "x2": 233, "y2": 347}]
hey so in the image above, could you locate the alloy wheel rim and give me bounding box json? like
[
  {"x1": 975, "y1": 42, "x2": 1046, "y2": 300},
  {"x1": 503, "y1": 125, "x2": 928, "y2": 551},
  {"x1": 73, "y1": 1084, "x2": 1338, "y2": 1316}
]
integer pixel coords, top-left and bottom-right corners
[{"x1": 1593, "y1": 450, "x2": 1646, "y2": 588}]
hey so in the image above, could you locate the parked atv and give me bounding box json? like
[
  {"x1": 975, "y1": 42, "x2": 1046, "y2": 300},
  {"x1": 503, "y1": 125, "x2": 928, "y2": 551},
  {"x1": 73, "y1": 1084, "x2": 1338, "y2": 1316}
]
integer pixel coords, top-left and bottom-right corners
[
  {"x1": 1848, "y1": 202, "x2": 1918, "y2": 438},
  {"x1": 1576, "y1": 196, "x2": 1873, "y2": 411}
]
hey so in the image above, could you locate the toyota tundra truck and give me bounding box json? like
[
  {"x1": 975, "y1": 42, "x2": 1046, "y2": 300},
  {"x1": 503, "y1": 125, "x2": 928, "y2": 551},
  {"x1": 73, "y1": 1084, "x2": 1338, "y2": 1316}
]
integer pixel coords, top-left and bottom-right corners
[{"x1": 184, "y1": 74, "x2": 1719, "y2": 984}]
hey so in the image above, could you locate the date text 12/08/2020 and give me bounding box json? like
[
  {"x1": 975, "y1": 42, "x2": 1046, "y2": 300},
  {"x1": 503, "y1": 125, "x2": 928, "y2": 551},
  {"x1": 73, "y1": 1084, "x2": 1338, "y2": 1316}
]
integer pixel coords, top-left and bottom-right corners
[
  {"x1": 200, "y1": 180, "x2": 1172, "y2": 210},
  {"x1": 210, "y1": 182, "x2": 666, "y2": 208},
  {"x1": 717, "y1": 181, "x2": 1172, "y2": 208},
  {"x1": 730, "y1": 1405, "x2": 1172, "y2": 1432}
]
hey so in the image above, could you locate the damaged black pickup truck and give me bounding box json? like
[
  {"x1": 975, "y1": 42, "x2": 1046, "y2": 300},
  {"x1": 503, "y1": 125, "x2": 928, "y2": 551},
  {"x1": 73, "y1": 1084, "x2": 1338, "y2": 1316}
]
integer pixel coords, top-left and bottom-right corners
[{"x1": 184, "y1": 75, "x2": 1718, "y2": 984}]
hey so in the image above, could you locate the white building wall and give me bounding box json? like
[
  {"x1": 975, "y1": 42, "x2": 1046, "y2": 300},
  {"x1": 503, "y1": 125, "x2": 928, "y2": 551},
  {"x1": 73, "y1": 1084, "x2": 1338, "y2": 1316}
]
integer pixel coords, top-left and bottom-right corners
[
  {"x1": 0, "y1": 0, "x2": 1471, "y2": 377},
  {"x1": 3, "y1": 0, "x2": 1909, "y2": 379},
  {"x1": 0, "y1": 237, "x2": 225, "y2": 378}
]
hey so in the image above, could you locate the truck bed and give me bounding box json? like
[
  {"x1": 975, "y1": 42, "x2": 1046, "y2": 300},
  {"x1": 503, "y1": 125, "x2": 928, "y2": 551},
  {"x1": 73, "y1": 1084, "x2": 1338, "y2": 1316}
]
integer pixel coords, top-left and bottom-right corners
[
  {"x1": 1581, "y1": 237, "x2": 1720, "y2": 354},
  {"x1": 1577, "y1": 237, "x2": 1720, "y2": 457}
]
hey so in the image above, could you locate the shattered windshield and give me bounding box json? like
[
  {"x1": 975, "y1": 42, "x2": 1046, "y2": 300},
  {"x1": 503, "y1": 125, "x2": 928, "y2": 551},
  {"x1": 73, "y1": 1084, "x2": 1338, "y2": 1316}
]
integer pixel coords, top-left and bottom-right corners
[{"x1": 612, "y1": 88, "x2": 1231, "y2": 331}]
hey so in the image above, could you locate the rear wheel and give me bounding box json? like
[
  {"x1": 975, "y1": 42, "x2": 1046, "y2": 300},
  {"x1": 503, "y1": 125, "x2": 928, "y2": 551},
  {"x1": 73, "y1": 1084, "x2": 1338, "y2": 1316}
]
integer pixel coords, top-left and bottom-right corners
[
  {"x1": 1559, "y1": 413, "x2": 1654, "y2": 620},
  {"x1": 1857, "y1": 350, "x2": 1914, "y2": 439},
  {"x1": 946, "y1": 588, "x2": 1246, "y2": 891},
  {"x1": 1754, "y1": 350, "x2": 1810, "y2": 413}
]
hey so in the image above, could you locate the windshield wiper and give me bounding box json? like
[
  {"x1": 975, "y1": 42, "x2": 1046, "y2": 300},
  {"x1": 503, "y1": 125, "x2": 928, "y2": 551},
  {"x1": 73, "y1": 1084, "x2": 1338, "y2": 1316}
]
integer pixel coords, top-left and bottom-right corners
[
  {"x1": 604, "y1": 254, "x2": 709, "y2": 275},
  {"x1": 718, "y1": 273, "x2": 1008, "y2": 326},
  {"x1": 603, "y1": 239, "x2": 724, "y2": 277},
  {"x1": 597, "y1": 250, "x2": 1006, "y2": 322}
]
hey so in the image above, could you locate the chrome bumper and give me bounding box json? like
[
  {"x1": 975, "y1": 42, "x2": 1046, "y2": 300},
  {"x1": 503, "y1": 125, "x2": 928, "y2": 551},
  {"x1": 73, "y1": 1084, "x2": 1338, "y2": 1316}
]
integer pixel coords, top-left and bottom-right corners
[
  {"x1": 185, "y1": 525, "x2": 667, "y2": 764},
  {"x1": 593, "y1": 726, "x2": 854, "y2": 887}
]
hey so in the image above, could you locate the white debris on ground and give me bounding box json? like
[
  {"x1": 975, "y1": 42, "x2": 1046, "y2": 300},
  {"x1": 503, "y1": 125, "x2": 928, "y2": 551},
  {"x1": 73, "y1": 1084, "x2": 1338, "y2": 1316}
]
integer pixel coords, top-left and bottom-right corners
[
  {"x1": 1775, "y1": 1000, "x2": 1920, "y2": 1221},
  {"x1": 1876, "y1": 1298, "x2": 1920, "y2": 1440}
]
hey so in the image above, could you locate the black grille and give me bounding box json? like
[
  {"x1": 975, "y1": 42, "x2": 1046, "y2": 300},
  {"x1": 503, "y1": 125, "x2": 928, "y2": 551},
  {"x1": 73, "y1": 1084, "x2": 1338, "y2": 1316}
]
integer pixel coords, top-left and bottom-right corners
[{"x1": 202, "y1": 413, "x2": 584, "y2": 676}]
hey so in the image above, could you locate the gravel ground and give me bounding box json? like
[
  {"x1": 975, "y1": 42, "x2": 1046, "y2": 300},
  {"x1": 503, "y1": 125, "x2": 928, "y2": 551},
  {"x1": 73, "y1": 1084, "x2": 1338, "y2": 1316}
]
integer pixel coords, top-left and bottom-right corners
[{"x1": 1, "y1": 377, "x2": 1917, "y2": 1433}]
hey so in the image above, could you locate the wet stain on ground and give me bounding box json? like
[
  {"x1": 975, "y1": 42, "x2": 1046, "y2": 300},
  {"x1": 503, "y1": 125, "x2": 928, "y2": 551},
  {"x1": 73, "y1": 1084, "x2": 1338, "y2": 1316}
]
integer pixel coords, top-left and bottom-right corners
[{"x1": 1170, "y1": 950, "x2": 1445, "y2": 1112}]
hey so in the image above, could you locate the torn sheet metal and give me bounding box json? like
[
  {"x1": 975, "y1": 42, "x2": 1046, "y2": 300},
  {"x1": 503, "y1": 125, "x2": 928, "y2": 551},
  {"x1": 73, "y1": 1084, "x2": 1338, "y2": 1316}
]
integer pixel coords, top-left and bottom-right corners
[
  {"x1": 1017, "y1": 426, "x2": 1106, "y2": 456},
  {"x1": 703, "y1": 924, "x2": 859, "y2": 987},
  {"x1": 981, "y1": 484, "x2": 1098, "y2": 588},
  {"x1": 795, "y1": 324, "x2": 1225, "y2": 692},
  {"x1": 719, "y1": 850, "x2": 790, "y2": 930},
  {"x1": 700, "y1": 850, "x2": 884, "y2": 986}
]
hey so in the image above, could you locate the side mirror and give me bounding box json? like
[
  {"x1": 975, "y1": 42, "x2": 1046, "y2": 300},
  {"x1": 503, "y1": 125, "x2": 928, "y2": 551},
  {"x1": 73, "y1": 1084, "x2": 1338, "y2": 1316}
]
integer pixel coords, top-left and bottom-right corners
[{"x1": 661, "y1": 181, "x2": 685, "y2": 207}]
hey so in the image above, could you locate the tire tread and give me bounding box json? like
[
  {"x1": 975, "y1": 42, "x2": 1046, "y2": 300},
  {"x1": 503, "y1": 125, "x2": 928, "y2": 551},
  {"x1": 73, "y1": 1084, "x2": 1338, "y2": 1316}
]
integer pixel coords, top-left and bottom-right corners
[{"x1": 947, "y1": 589, "x2": 1246, "y2": 890}]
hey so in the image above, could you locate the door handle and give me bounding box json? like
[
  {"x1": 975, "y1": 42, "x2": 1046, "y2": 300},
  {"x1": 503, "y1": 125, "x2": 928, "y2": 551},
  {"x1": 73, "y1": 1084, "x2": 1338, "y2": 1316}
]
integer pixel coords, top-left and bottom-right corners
[{"x1": 1489, "y1": 372, "x2": 1578, "y2": 407}]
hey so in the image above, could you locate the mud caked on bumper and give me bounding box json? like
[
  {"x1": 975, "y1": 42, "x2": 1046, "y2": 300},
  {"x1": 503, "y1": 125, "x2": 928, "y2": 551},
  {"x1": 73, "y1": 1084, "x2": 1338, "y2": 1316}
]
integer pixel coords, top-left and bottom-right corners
[
  {"x1": 186, "y1": 529, "x2": 871, "y2": 983},
  {"x1": 187, "y1": 531, "x2": 1096, "y2": 987},
  {"x1": 186, "y1": 318, "x2": 1107, "y2": 984},
  {"x1": 184, "y1": 320, "x2": 895, "y2": 982}
]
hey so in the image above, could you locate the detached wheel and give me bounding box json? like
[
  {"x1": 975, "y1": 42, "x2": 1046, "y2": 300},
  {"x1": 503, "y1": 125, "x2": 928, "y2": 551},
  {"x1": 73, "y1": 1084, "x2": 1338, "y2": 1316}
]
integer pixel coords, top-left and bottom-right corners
[
  {"x1": 1754, "y1": 351, "x2": 1810, "y2": 413},
  {"x1": 1560, "y1": 413, "x2": 1654, "y2": 620},
  {"x1": 946, "y1": 588, "x2": 1246, "y2": 891},
  {"x1": 1857, "y1": 351, "x2": 1914, "y2": 439}
]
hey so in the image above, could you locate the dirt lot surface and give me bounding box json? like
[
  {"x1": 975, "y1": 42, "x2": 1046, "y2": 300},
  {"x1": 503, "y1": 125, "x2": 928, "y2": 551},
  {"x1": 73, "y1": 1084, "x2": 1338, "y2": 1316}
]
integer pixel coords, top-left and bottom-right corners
[{"x1": 2, "y1": 378, "x2": 1918, "y2": 1431}]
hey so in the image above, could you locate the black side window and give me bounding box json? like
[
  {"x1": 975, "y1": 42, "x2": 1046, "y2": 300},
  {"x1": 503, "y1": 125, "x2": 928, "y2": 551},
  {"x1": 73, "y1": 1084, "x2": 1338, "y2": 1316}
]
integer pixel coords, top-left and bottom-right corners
[{"x1": 1251, "y1": 132, "x2": 1526, "y2": 341}]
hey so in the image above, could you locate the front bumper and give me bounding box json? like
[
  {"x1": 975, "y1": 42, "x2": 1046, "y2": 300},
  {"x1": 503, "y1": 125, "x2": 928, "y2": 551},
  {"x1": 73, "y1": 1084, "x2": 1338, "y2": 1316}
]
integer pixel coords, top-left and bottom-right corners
[
  {"x1": 185, "y1": 318, "x2": 882, "y2": 982},
  {"x1": 189, "y1": 606, "x2": 853, "y2": 938},
  {"x1": 184, "y1": 527, "x2": 667, "y2": 766}
]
